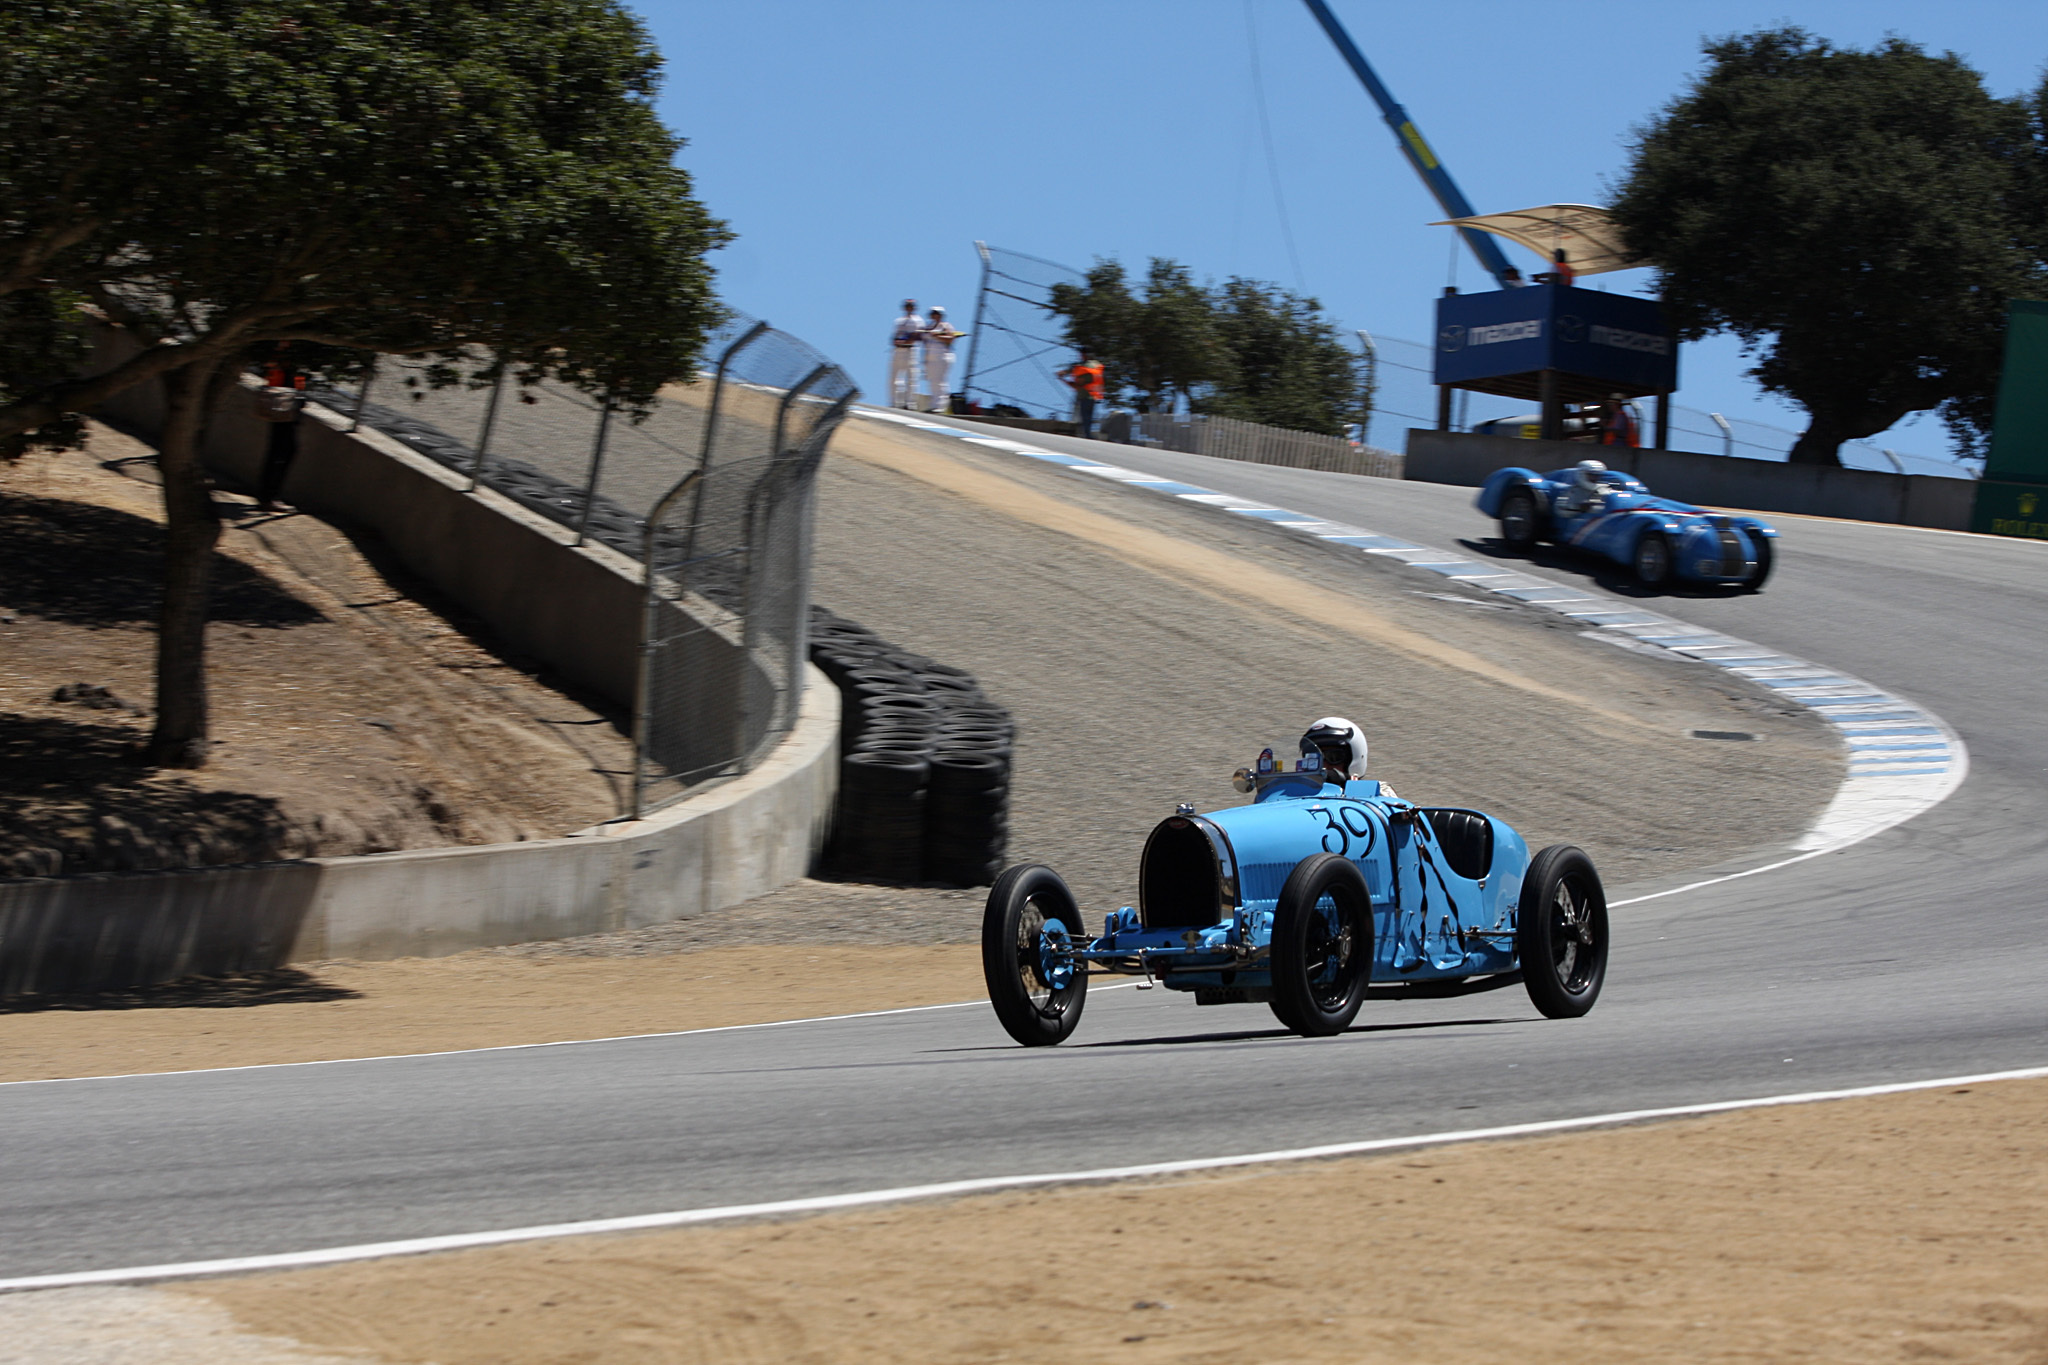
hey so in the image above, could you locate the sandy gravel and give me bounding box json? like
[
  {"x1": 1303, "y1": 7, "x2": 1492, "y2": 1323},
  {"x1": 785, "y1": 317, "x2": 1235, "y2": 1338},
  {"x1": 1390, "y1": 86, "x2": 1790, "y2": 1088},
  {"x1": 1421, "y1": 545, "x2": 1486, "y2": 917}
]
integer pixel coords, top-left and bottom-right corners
[
  {"x1": 0, "y1": 941, "x2": 985, "y2": 1083},
  {"x1": 2, "y1": 1076, "x2": 2029, "y2": 1363}
]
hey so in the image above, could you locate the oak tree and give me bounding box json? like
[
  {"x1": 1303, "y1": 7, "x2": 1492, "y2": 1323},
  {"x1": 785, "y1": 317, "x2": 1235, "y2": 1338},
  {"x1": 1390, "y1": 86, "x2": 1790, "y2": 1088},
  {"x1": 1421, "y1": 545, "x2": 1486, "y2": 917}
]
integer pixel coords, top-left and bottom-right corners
[
  {"x1": 1611, "y1": 28, "x2": 2045, "y2": 466},
  {"x1": 0, "y1": 0, "x2": 729, "y2": 765}
]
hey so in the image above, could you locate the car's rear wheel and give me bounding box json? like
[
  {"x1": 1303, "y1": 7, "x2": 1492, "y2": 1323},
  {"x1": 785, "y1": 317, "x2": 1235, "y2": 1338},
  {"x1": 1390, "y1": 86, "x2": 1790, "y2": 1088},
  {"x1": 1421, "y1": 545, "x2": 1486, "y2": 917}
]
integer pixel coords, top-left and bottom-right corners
[
  {"x1": 1517, "y1": 844, "x2": 1607, "y2": 1018},
  {"x1": 1740, "y1": 532, "x2": 1773, "y2": 593},
  {"x1": 1268, "y1": 854, "x2": 1374, "y2": 1037},
  {"x1": 1499, "y1": 488, "x2": 1542, "y2": 551},
  {"x1": 1632, "y1": 531, "x2": 1672, "y2": 587},
  {"x1": 982, "y1": 864, "x2": 1089, "y2": 1046}
]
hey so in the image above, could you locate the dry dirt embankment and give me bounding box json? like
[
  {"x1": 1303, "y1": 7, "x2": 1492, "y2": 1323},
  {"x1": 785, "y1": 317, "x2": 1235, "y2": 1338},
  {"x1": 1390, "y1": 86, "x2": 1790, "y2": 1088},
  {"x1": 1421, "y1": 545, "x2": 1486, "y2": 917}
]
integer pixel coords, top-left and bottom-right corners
[{"x1": 0, "y1": 424, "x2": 630, "y2": 879}]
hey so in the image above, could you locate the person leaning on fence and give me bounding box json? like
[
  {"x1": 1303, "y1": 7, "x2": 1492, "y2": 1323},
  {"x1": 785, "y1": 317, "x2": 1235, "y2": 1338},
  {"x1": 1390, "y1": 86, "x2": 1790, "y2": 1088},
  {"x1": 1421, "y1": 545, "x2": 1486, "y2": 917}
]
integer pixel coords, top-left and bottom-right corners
[
  {"x1": 1061, "y1": 348, "x2": 1105, "y2": 439},
  {"x1": 921, "y1": 305, "x2": 964, "y2": 413},
  {"x1": 889, "y1": 298, "x2": 924, "y2": 408},
  {"x1": 253, "y1": 360, "x2": 307, "y2": 512}
]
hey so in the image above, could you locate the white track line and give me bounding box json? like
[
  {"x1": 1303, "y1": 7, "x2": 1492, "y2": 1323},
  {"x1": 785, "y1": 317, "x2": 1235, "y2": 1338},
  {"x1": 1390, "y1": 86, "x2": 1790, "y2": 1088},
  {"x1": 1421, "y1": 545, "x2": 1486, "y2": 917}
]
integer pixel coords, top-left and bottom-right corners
[
  {"x1": 857, "y1": 407, "x2": 1968, "y2": 854},
  {"x1": 6, "y1": 1063, "x2": 2042, "y2": 1293}
]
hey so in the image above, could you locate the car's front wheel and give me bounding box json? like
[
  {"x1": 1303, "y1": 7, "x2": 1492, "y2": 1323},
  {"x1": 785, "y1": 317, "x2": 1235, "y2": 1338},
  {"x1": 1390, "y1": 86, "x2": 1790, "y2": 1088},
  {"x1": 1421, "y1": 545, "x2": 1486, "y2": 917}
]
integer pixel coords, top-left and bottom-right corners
[
  {"x1": 1499, "y1": 488, "x2": 1542, "y2": 551},
  {"x1": 1632, "y1": 531, "x2": 1672, "y2": 587},
  {"x1": 1517, "y1": 844, "x2": 1607, "y2": 1018},
  {"x1": 1268, "y1": 854, "x2": 1374, "y2": 1037},
  {"x1": 982, "y1": 864, "x2": 1089, "y2": 1046},
  {"x1": 1741, "y1": 532, "x2": 1773, "y2": 593}
]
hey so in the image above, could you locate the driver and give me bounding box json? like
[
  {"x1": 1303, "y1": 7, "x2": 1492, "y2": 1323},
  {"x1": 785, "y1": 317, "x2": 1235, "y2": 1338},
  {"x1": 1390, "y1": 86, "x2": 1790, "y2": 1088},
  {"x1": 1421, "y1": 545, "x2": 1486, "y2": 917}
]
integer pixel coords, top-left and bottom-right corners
[
  {"x1": 1560, "y1": 458, "x2": 1609, "y2": 515},
  {"x1": 1299, "y1": 716, "x2": 1396, "y2": 798}
]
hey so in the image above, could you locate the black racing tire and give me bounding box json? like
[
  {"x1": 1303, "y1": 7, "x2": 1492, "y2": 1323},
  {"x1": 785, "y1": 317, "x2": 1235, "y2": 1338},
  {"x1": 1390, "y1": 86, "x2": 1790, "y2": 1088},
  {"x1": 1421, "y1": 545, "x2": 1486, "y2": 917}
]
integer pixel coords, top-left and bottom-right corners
[
  {"x1": 1268, "y1": 853, "x2": 1375, "y2": 1038},
  {"x1": 930, "y1": 751, "x2": 1009, "y2": 793},
  {"x1": 1740, "y1": 532, "x2": 1773, "y2": 593},
  {"x1": 1499, "y1": 488, "x2": 1542, "y2": 551},
  {"x1": 1632, "y1": 531, "x2": 1672, "y2": 588},
  {"x1": 1517, "y1": 844, "x2": 1608, "y2": 1019},
  {"x1": 982, "y1": 864, "x2": 1089, "y2": 1046}
]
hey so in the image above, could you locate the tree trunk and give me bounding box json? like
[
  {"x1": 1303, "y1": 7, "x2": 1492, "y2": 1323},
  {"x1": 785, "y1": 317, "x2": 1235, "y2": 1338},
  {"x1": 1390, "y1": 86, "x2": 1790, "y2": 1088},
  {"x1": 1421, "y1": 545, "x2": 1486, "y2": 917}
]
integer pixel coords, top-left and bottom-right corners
[
  {"x1": 143, "y1": 359, "x2": 231, "y2": 768},
  {"x1": 1786, "y1": 411, "x2": 1848, "y2": 467}
]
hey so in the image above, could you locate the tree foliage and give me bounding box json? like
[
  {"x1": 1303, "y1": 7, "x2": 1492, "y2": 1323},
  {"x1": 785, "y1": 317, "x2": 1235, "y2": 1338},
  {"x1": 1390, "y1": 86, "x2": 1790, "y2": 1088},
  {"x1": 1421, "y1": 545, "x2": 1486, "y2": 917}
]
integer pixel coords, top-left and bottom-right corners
[
  {"x1": 1048, "y1": 259, "x2": 1230, "y2": 415},
  {"x1": 0, "y1": 0, "x2": 729, "y2": 764},
  {"x1": 1047, "y1": 258, "x2": 1359, "y2": 433},
  {"x1": 1198, "y1": 278, "x2": 1359, "y2": 435},
  {"x1": 1610, "y1": 27, "x2": 2046, "y2": 466}
]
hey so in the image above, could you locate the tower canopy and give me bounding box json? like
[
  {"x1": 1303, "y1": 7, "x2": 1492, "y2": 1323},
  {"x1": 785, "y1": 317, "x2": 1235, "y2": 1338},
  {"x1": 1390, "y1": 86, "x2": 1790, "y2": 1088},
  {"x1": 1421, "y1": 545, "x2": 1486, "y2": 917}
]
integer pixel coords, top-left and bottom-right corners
[{"x1": 1432, "y1": 204, "x2": 1644, "y2": 277}]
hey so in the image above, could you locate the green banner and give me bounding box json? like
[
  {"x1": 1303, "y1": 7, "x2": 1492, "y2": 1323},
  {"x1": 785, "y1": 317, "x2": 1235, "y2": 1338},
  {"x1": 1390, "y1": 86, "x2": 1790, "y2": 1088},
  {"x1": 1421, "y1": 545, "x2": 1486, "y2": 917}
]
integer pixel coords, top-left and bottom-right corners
[
  {"x1": 1971, "y1": 480, "x2": 2048, "y2": 539},
  {"x1": 1974, "y1": 299, "x2": 2048, "y2": 537}
]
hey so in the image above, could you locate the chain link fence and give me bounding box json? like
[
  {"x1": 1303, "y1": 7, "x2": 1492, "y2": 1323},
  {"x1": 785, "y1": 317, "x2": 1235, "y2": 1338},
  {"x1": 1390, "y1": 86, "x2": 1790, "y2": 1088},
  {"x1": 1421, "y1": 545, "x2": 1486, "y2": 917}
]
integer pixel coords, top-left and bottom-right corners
[
  {"x1": 307, "y1": 313, "x2": 856, "y2": 817},
  {"x1": 1352, "y1": 332, "x2": 1974, "y2": 479}
]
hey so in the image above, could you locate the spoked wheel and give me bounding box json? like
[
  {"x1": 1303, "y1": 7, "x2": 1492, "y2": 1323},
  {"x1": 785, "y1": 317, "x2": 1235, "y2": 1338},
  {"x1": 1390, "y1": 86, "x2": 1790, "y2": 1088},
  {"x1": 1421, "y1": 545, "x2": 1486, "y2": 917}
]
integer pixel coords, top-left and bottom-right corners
[
  {"x1": 1517, "y1": 845, "x2": 1608, "y2": 1018},
  {"x1": 1269, "y1": 853, "x2": 1375, "y2": 1037},
  {"x1": 981, "y1": 864, "x2": 1089, "y2": 1046},
  {"x1": 1498, "y1": 489, "x2": 1542, "y2": 551},
  {"x1": 1741, "y1": 532, "x2": 1773, "y2": 593},
  {"x1": 1632, "y1": 531, "x2": 1672, "y2": 588}
]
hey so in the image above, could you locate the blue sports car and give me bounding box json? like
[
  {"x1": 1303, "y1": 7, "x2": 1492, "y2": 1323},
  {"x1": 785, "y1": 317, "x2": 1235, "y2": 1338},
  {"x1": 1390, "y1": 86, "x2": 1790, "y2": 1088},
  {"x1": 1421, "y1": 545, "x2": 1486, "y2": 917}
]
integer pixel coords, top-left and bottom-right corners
[
  {"x1": 1476, "y1": 462, "x2": 1777, "y2": 590},
  {"x1": 981, "y1": 734, "x2": 1607, "y2": 1046}
]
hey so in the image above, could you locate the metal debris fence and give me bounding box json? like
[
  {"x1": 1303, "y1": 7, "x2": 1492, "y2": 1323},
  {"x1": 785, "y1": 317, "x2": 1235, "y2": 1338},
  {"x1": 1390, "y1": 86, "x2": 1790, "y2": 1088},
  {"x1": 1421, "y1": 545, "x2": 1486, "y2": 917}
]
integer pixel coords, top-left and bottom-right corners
[
  {"x1": 959, "y1": 241, "x2": 1086, "y2": 419},
  {"x1": 308, "y1": 313, "x2": 856, "y2": 817}
]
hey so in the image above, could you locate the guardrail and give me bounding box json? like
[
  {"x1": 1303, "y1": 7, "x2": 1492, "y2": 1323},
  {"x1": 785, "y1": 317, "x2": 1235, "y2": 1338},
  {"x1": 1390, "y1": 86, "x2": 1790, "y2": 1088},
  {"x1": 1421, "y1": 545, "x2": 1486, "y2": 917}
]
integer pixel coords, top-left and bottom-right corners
[{"x1": 312, "y1": 315, "x2": 856, "y2": 812}]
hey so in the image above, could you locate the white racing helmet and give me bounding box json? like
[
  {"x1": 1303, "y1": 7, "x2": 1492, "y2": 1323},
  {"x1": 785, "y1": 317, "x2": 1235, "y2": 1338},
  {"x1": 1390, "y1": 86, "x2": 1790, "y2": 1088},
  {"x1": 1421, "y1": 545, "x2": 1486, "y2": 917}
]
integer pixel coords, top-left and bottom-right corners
[
  {"x1": 1575, "y1": 458, "x2": 1607, "y2": 486},
  {"x1": 1300, "y1": 716, "x2": 1367, "y2": 780}
]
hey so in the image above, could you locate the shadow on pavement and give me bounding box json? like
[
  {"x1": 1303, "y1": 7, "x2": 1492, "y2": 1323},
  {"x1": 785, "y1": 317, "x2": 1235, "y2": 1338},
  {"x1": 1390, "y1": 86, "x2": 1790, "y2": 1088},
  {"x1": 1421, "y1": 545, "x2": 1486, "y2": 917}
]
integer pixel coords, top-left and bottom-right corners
[{"x1": 0, "y1": 968, "x2": 359, "y2": 1014}]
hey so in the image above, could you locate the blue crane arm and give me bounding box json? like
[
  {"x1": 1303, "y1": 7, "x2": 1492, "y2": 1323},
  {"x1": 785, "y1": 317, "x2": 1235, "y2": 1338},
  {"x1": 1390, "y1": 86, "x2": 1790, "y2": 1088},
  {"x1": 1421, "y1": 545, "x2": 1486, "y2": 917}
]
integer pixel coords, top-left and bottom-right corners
[{"x1": 1298, "y1": 0, "x2": 1523, "y2": 289}]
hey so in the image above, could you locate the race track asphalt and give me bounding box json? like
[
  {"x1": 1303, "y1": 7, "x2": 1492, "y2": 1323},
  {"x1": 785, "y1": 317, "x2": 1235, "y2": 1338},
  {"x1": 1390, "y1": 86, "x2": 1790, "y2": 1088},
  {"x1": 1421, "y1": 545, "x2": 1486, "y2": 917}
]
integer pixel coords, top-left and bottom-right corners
[{"x1": 3, "y1": 436, "x2": 2044, "y2": 1281}]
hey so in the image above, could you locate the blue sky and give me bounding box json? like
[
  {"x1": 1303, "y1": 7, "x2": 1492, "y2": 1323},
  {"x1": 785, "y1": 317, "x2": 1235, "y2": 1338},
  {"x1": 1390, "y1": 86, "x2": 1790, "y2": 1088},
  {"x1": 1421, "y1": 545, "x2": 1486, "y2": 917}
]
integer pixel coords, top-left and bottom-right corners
[{"x1": 640, "y1": 1, "x2": 2048, "y2": 471}]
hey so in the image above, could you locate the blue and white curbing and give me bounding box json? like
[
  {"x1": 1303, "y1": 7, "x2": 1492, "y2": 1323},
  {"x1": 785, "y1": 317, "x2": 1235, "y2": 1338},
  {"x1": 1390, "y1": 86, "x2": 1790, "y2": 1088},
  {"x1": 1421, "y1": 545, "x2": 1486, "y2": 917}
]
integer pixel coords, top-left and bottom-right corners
[{"x1": 858, "y1": 408, "x2": 1967, "y2": 855}]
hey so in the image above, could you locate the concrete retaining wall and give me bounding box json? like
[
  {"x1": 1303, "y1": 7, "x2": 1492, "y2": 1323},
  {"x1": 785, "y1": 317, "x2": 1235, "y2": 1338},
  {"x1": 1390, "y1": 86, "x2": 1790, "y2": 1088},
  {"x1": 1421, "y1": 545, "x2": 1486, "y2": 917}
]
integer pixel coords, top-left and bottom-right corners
[
  {"x1": 0, "y1": 675, "x2": 837, "y2": 993},
  {"x1": 1403, "y1": 429, "x2": 1977, "y2": 531},
  {"x1": 94, "y1": 347, "x2": 653, "y2": 707},
  {"x1": 0, "y1": 335, "x2": 840, "y2": 996}
]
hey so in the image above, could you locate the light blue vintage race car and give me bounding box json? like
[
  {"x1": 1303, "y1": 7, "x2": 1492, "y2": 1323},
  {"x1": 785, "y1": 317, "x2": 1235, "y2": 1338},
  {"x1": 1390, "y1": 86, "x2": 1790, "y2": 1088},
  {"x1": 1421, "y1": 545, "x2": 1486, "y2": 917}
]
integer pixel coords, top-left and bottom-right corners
[
  {"x1": 981, "y1": 746, "x2": 1607, "y2": 1045},
  {"x1": 1476, "y1": 464, "x2": 1777, "y2": 590}
]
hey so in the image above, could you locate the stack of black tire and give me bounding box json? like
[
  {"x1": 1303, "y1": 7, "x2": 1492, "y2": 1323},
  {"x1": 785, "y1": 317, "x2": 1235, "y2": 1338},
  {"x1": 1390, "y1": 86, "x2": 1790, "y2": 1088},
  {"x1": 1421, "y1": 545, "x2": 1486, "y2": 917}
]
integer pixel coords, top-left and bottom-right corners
[{"x1": 809, "y1": 608, "x2": 1014, "y2": 886}]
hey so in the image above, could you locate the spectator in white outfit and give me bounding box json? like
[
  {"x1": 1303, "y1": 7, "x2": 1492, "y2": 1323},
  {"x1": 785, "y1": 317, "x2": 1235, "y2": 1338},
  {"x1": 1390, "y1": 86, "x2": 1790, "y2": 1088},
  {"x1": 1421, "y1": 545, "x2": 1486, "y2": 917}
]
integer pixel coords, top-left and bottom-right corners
[
  {"x1": 922, "y1": 305, "x2": 962, "y2": 412},
  {"x1": 889, "y1": 299, "x2": 924, "y2": 408}
]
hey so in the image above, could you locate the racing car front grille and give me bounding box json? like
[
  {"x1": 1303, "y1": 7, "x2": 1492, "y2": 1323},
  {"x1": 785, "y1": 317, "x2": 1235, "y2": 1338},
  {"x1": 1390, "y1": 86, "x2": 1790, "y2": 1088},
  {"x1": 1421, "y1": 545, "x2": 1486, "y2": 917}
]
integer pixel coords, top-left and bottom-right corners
[
  {"x1": 1139, "y1": 816, "x2": 1232, "y2": 929},
  {"x1": 1713, "y1": 526, "x2": 1745, "y2": 576}
]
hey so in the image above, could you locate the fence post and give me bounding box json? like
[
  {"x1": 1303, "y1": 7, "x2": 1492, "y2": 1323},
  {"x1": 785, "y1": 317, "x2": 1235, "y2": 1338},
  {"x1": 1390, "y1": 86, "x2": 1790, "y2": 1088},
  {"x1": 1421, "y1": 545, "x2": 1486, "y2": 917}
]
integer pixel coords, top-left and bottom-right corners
[
  {"x1": 348, "y1": 357, "x2": 377, "y2": 433},
  {"x1": 631, "y1": 469, "x2": 700, "y2": 822},
  {"x1": 468, "y1": 364, "x2": 507, "y2": 492},
  {"x1": 573, "y1": 399, "x2": 613, "y2": 547},
  {"x1": 1354, "y1": 329, "x2": 1377, "y2": 449},
  {"x1": 961, "y1": 241, "x2": 993, "y2": 409}
]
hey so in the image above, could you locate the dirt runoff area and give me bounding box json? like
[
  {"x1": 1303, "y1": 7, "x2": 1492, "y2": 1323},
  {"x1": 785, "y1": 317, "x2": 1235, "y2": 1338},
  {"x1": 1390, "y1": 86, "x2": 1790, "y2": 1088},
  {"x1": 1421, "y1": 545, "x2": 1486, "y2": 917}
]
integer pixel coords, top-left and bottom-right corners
[
  {"x1": 0, "y1": 424, "x2": 629, "y2": 877},
  {"x1": 0, "y1": 1076, "x2": 2037, "y2": 1363}
]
